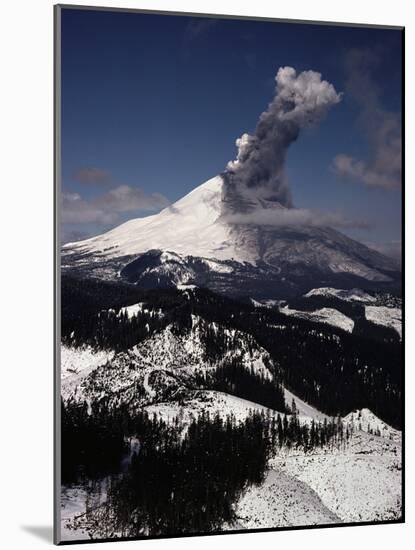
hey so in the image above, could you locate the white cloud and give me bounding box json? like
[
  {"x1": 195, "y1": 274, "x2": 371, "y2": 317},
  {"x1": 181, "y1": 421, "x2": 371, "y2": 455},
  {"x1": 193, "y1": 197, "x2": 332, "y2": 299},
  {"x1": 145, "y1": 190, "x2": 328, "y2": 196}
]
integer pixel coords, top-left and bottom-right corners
[
  {"x1": 364, "y1": 240, "x2": 402, "y2": 265},
  {"x1": 93, "y1": 185, "x2": 169, "y2": 213},
  {"x1": 333, "y1": 49, "x2": 401, "y2": 190},
  {"x1": 61, "y1": 192, "x2": 116, "y2": 225},
  {"x1": 61, "y1": 186, "x2": 170, "y2": 226},
  {"x1": 223, "y1": 206, "x2": 370, "y2": 230}
]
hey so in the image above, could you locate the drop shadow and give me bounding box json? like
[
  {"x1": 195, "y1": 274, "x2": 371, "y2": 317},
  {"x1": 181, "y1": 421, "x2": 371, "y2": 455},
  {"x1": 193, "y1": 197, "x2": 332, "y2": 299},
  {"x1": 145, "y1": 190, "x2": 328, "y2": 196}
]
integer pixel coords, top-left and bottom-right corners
[{"x1": 21, "y1": 525, "x2": 53, "y2": 543}]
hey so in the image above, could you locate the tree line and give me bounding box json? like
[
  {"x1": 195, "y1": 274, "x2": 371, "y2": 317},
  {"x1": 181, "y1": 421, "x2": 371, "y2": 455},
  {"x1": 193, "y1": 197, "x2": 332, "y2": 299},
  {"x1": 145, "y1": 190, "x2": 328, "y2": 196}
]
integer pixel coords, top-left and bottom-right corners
[{"x1": 63, "y1": 401, "x2": 346, "y2": 538}]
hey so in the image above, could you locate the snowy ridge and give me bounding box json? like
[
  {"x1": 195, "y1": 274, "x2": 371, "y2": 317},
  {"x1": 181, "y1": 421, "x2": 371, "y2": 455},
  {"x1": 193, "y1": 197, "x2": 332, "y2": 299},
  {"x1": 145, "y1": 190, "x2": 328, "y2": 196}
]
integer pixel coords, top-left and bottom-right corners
[
  {"x1": 279, "y1": 305, "x2": 355, "y2": 333},
  {"x1": 232, "y1": 408, "x2": 401, "y2": 528},
  {"x1": 284, "y1": 388, "x2": 328, "y2": 421},
  {"x1": 365, "y1": 306, "x2": 402, "y2": 338},
  {"x1": 231, "y1": 469, "x2": 341, "y2": 529},
  {"x1": 61, "y1": 345, "x2": 114, "y2": 400},
  {"x1": 144, "y1": 389, "x2": 329, "y2": 429},
  {"x1": 344, "y1": 408, "x2": 400, "y2": 441},
  {"x1": 304, "y1": 287, "x2": 376, "y2": 303},
  {"x1": 251, "y1": 298, "x2": 282, "y2": 308},
  {"x1": 269, "y1": 428, "x2": 401, "y2": 524},
  {"x1": 63, "y1": 176, "x2": 254, "y2": 264},
  {"x1": 144, "y1": 391, "x2": 271, "y2": 425},
  {"x1": 60, "y1": 333, "x2": 402, "y2": 530},
  {"x1": 61, "y1": 344, "x2": 113, "y2": 380},
  {"x1": 61, "y1": 315, "x2": 275, "y2": 409}
]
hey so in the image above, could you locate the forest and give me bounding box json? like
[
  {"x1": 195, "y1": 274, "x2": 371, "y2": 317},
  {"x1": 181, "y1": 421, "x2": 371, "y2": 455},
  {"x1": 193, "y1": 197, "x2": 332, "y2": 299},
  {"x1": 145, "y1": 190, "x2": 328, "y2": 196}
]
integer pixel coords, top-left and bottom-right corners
[
  {"x1": 62, "y1": 400, "x2": 346, "y2": 537},
  {"x1": 61, "y1": 275, "x2": 402, "y2": 428},
  {"x1": 196, "y1": 361, "x2": 287, "y2": 412}
]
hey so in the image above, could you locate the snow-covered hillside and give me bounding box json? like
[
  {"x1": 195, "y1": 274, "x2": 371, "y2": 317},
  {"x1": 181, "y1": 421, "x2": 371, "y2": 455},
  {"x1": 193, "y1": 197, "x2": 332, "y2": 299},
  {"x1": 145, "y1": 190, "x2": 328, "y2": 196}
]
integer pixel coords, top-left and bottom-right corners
[
  {"x1": 61, "y1": 345, "x2": 114, "y2": 400},
  {"x1": 304, "y1": 287, "x2": 376, "y2": 303},
  {"x1": 61, "y1": 315, "x2": 275, "y2": 409},
  {"x1": 365, "y1": 306, "x2": 402, "y2": 338},
  {"x1": 228, "y1": 406, "x2": 401, "y2": 529},
  {"x1": 61, "y1": 344, "x2": 113, "y2": 379},
  {"x1": 269, "y1": 428, "x2": 401, "y2": 524},
  {"x1": 344, "y1": 408, "x2": 400, "y2": 441},
  {"x1": 232, "y1": 469, "x2": 341, "y2": 529},
  {"x1": 284, "y1": 388, "x2": 328, "y2": 421},
  {"x1": 60, "y1": 323, "x2": 402, "y2": 535},
  {"x1": 64, "y1": 177, "x2": 248, "y2": 263},
  {"x1": 61, "y1": 389, "x2": 402, "y2": 535},
  {"x1": 279, "y1": 305, "x2": 355, "y2": 333},
  {"x1": 144, "y1": 391, "x2": 270, "y2": 425}
]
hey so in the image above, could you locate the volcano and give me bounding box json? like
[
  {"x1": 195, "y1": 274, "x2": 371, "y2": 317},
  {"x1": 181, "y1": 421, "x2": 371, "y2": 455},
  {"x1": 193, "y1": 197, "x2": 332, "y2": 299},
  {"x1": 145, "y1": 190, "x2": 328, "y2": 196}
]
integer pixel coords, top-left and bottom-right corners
[{"x1": 62, "y1": 175, "x2": 400, "y2": 299}]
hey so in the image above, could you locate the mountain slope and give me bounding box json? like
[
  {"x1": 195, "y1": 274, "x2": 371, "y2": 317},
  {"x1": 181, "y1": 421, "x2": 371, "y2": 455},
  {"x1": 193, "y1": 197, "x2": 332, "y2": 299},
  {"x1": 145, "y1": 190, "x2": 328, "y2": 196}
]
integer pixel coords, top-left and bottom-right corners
[
  {"x1": 271, "y1": 428, "x2": 401, "y2": 523},
  {"x1": 61, "y1": 314, "x2": 280, "y2": 411},
  {"x1": 64, "y1": 176, "x2": 242, "y2": 262},
  {"x1": 304, "y1": 287, "x2": 377, "y2": 303},
  {"x1": 62, "y1": 175, "x2": 399, "y2": 297},
  {"x1": 61, "y1": 277, "x2": 402, "y2": 428}
]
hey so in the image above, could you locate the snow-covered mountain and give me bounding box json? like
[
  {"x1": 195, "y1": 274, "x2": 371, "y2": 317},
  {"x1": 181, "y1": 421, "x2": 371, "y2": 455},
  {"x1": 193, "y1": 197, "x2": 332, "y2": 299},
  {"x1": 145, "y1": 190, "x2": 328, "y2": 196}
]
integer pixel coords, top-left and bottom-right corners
[
  {"x1": 62, "y1": 175, "x2": 399, "y2": 299},
  {"x1": 60, "y1": 175, "x2": 402, "y2": 539},
  {"x1": 65, "y1": 176, "x2": 237, "y2": 262}
]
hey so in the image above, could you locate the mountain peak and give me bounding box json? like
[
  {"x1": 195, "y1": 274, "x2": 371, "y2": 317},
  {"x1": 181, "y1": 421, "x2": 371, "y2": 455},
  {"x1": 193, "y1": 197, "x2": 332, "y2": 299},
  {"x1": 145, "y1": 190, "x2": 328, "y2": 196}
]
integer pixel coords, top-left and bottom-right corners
[
  {"x1": 63, "y1": 175, "x2": 255, "y2": 264},
  {"x1": 62, "y1": 174, "x2": 399, "y2": 295}
]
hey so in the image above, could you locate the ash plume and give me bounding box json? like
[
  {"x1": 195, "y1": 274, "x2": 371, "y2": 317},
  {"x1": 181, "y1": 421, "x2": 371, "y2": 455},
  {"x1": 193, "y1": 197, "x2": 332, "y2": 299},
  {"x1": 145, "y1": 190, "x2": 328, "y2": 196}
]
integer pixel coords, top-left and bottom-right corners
[{"x1": 223, "y1": 67, "x2": 341, "y2": 213}]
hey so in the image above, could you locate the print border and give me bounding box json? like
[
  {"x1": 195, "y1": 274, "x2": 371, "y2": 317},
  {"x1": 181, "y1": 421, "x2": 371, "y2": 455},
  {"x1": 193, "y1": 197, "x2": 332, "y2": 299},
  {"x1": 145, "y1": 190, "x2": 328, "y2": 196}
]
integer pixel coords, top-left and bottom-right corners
[{"x1": 53, "y1": 4, "x2": 405, "y2": 545}]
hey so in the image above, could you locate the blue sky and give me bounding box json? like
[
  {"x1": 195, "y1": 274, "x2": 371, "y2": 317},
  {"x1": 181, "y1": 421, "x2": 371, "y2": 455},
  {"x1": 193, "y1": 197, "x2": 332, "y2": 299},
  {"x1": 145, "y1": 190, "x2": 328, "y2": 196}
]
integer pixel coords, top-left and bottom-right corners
[{"x1": 60, "y1": 7, "x2": 402, "y2": 259}]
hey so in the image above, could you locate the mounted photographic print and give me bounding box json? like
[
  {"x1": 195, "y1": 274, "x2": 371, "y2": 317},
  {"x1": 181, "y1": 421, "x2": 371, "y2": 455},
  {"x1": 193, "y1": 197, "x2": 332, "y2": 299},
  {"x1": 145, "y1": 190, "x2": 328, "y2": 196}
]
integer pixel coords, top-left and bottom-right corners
[{"x1": 54, "y1": 4, "x2": 404, "y2": 544}]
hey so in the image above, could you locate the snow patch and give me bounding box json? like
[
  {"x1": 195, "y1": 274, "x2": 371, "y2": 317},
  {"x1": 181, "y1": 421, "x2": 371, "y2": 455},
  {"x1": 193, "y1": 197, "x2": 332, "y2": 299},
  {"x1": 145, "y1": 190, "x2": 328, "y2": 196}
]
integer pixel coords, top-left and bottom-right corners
[
  {"x1": 344, "y1": 408, "x2": 399, "y2": 441},
  {"x1": 177, "y1": 284, "x2": 197, "y2": 290},
  {"x1": 118, "y1": 302, "x2": 164, "y2": 319},
  {"x1": 61, "y1": 345, "x2": 113, "y2": 380},
  {"x1": 365, "y1": 306, "x2": 402, "y2": 338},
  {"x1": 284, "y1": 388, "x2": 328, "y2": 421},
  {"x1": 144, "y1": 390, "x2": 272, "y2": 425},
  {"x1": 280, "y1": 306, "x2": 355, "y2": 333},
  {"x1": 304, "y1": 287, "x2": 376, "y2": 303},
  {"x1": 119, "y1": 303, "x2": 144, "y2": 318},
  {"x1": 233, "y1": 469, "x2": 340, "y2": 529},
  {"x1": 202, "y1": 258, "x2": 234, "y2": 273},
  {"x1": 272, "y1": 429, "x2": 401, "y2": 523}
]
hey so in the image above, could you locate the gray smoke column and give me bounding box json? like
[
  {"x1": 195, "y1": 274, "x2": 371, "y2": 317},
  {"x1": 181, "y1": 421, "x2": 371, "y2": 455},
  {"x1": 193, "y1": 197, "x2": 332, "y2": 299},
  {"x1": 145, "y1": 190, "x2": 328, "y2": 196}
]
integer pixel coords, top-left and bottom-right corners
[{"x1": 223, "y1": 67, "x2": 341, "y2": 212}]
